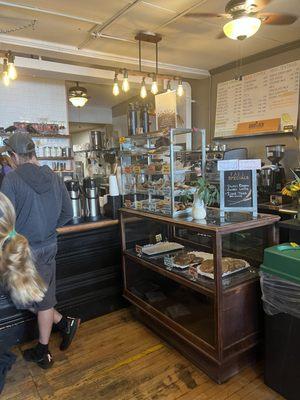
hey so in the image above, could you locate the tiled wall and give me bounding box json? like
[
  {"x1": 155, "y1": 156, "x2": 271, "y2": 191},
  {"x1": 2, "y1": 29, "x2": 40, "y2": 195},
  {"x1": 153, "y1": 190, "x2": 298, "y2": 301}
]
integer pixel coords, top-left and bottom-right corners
[{"x1": 0, "y1": 76, "x2": 68, "y2": 128}]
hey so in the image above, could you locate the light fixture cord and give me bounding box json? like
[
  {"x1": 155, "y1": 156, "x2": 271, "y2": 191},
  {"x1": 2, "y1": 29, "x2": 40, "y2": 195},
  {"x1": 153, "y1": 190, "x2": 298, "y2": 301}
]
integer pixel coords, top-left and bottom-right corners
[
  {"x1": 139, "y1": 38, "x2": 142, "y2": 72},
  {"x1": 155, "y1": 42, "x2": 158, "y2": 75}
]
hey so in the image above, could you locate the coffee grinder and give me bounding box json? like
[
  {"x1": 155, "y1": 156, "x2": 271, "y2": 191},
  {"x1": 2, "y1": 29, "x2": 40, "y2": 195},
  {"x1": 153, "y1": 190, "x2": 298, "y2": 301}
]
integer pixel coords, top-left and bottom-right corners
[{"x1": 259, "y1": 144, "x2": 286, "y2": 201}]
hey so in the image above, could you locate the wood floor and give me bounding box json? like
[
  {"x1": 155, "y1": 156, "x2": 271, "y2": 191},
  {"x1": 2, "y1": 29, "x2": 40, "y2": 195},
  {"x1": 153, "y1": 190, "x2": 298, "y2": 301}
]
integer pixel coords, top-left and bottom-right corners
[{"x1": 2, "y1": 308, "x2": 283, "y2": 400}]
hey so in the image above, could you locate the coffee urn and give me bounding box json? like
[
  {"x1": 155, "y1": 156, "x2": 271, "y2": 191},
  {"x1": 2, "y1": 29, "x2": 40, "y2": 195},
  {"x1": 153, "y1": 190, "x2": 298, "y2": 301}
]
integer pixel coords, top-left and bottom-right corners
[
  {"x1": 65, "y1": 180, "x2": 83, "y2": 224},
  {"x1": 83, "y1": 177, "x2": 101, "y2": 221}
]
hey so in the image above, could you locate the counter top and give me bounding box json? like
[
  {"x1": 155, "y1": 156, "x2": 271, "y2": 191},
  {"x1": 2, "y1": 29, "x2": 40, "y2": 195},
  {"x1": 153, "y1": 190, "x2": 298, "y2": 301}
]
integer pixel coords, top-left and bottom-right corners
[
  {"x1": 57, "y1": 219, "x2": 119, "y2": 234},
  {"x1": 258, "y1": 203, "x2": 299, "y2": 215}
]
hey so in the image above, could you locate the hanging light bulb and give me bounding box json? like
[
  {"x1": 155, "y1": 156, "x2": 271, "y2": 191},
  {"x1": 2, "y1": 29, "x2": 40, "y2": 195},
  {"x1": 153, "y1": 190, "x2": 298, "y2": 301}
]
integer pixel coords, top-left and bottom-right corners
[
  {"x1": 6, "y1": 51, "x2": 17, "y2": 80},
  {"x1": 140, "y1": 77, "x2": 147, "y2": 99},
  {"x1": 113, "y1": 73, "x2": 120, "y2": 96},
  {"x1": 151, "y1": 75, "x2": 158, "y2": 95},
  {"x1": 122, "y1": 69, "x2": 130, "y2": 92},
  {"x1": 166, "y1": 80, "x2": 172, "y2": 92},
  {"x1": 177, "y1": 79, "x2": 184, "y2": 97},
  {"x1": 2, "y1": 59, "x2": 10, "y2": 87}
]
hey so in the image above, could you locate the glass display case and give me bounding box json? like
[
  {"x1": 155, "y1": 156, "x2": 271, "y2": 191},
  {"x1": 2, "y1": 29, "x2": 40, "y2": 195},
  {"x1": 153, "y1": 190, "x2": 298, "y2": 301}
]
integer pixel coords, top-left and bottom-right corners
[
  {"x1": 120, "y1": 208, "x2": 280, "y2": 383},
  {"x1": 119, "y1": 128, "x2": 206, "y2": 217}
]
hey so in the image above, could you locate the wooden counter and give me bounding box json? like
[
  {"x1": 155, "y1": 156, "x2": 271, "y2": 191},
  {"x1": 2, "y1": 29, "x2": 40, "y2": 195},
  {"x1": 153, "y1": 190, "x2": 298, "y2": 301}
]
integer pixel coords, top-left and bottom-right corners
[
  {"x1": 0, "y1": 218, "x2": 126, "y2": 346},
  {"x1": 57, "y1": 219, "x2": 119, "y2": 234}
]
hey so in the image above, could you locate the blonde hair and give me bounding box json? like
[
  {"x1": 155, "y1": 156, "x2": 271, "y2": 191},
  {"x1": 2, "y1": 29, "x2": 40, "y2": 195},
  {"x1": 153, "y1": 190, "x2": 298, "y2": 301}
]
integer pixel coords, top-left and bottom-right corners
[{"x1": 0, "y1": 193, "x2": 46, "y2": 306}]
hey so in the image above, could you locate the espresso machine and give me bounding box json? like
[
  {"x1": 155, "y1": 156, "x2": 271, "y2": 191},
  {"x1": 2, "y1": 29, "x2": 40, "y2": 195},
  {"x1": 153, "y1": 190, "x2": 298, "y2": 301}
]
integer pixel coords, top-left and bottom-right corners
[
  {"x1": 259, "y1": 144, "x2": 286, "y2": 201},
  {"x1": 83, "y1": 177, "x2": 101, "y2": 221},
  {"x1": 65, "y1": 180, "x2": 83, "y2": 224}
]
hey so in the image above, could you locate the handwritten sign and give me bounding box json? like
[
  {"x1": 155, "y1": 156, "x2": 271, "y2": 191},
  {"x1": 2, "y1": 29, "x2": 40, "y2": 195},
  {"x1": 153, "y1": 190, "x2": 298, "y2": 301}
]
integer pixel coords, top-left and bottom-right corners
[
  {"x1": 218, "y1": 159, "x2": 260, "y2": 217},
  {"x1": 224, "y1": 170, "x2": 252, "y2": 208}
]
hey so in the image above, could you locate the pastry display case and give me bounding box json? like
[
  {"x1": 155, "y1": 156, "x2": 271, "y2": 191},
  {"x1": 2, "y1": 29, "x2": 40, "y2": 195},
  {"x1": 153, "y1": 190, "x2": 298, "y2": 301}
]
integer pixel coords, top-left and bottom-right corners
[
  {"x1": 119, "y1": 128, "x2": 206, "y2": 217},
  {"x1": 120, "y1": 208, "x2": 280, "y2": 383}
]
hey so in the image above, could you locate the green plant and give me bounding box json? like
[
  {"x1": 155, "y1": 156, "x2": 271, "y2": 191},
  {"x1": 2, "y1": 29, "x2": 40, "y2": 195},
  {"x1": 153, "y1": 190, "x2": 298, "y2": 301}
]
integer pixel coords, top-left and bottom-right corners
[{"x1": 196, "y1": 177, "x2": 219, "y2": 206}]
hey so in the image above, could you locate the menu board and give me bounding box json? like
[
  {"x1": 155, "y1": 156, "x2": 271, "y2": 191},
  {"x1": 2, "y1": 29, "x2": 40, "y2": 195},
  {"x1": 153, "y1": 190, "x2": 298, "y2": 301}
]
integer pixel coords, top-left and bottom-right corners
[
  {"x1": 224, "y1": 170, "x2": 253, "y2": 208},
  {"x1": 215, "y1": 60, "x2": 300, "y2": 137}
]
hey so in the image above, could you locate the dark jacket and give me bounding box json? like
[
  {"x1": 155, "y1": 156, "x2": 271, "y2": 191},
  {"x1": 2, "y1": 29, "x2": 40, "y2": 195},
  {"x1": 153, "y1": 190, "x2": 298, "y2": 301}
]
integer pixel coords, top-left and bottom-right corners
[{"x1": 1, "y1": 163, "x2": 73, "y2": 249}]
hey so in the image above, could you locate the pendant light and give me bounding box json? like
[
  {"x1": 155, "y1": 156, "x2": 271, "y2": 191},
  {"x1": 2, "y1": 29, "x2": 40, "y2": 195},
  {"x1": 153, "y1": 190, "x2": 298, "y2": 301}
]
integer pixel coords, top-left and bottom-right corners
[
  {"x1": 223, "y1": 16, "x2": 261, "y2": 40},
  {"x1": 2, "y1": 59, "x2": 10, "y2": 87},
  {"x1": 68, "y1": 82, "x2": 89, "y2": 107},
  {"x1": 166, "y1": 80, "x2": 172, "y2": 92},
  {"x1": 151, "y1": 74, "x2": 158, "y2": 95},
  {"x1": 6, "y1": 51, "x2": 17, "y2": 80},
  {"x1": 177, "y1": 79, "x2": 184, "y2": 97},
  {"x1": 122, "y1": 69, "x2": 130, "y2": 92},
  {"x1": 140, "y1": 77, "x2": 147, "y2": 99},
  {"x1": 113, "y1": 73, "x2": 120, "y2": 96}
]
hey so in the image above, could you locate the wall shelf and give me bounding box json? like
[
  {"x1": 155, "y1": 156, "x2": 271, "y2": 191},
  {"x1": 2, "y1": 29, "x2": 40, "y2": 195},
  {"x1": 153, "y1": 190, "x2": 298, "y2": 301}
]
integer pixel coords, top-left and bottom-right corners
[
  {"x1": 37, "y1": 157, "x2": 73, "y2": 161},
  {"x1": 0, "y1": 133, "x2": 71, "y2": 139},
  {"x1": 213, "y1": 131, "x2": 297, "y2": 140}
]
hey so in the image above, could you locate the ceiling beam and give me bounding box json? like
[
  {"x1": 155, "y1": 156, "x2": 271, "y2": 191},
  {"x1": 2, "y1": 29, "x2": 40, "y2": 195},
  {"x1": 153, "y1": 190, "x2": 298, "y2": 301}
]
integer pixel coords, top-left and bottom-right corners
[
  {"x1": 77, "y1": 0, "x2": 142, "y2": 49},
  {"x1": 0, "y1": 34, "x2": 210, "y2": 78},
  {"x1": 0, "y1": 1, "x2": 103, "y2": 25}
]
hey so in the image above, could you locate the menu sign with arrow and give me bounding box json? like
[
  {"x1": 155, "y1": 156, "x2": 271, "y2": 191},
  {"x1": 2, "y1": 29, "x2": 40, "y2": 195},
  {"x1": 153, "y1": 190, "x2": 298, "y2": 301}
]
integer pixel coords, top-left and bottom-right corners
[{"x1": 218, "y1": 159, "x2": 261, "y2": 217}]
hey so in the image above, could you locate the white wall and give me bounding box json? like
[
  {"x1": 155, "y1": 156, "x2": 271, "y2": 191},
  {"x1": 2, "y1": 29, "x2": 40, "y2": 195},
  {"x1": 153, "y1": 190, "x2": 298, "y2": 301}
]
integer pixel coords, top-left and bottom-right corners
[
  {"x1": 0, "y1": 76, "x2": 68, "y2": 128},
  {"x1": 68, "y1": 104, "x2": 112, "y2": 124}
]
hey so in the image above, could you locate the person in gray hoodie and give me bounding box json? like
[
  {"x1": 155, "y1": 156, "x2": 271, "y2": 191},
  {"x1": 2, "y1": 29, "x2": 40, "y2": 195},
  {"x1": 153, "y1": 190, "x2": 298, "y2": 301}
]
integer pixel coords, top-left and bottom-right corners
[{"x1": 0, "y1": 132, "x2": 80, "y2": 369}]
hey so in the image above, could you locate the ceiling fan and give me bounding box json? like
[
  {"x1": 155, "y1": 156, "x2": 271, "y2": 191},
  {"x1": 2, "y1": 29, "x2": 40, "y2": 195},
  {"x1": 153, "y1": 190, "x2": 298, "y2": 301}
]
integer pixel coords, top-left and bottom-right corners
[{"x1": 185, "y1": 0, "x2": 298, "y2": 40}]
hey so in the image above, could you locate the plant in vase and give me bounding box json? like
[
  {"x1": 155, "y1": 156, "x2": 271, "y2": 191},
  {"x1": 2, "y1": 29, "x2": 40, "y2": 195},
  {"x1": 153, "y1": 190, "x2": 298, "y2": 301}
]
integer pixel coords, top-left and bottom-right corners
[
  {"x1": 282, "y1": 171, "x2": 300, "y2": 218},
  {"x1": 192, "y1": 177, "x2": 219, "y2": 220}
]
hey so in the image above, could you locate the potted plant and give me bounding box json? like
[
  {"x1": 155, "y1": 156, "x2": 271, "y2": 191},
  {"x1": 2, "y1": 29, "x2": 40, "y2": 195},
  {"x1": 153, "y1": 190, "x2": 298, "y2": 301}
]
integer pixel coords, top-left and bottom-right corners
[
  {"x1": 192, "y1": 177, "x2": 219, "y2": 220},
  {"x1": 282, "y1": 170, "x2": 300, "y2": 219}
]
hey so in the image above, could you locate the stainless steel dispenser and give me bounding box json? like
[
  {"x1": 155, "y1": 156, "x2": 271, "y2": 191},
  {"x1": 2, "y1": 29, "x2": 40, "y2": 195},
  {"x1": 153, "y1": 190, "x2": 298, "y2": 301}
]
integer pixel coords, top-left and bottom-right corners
[
  {"x1": 65, "y1": 180, "x2": 83, "y2": 224},
  {"x1": 83, "y1": 177, "x2": 101, "y2": 221}
]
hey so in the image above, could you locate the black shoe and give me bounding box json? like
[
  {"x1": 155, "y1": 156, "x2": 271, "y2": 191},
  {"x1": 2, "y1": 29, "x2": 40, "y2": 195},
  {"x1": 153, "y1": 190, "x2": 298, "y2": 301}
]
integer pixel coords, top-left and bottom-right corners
[
  {"x1": 23, "y1": 347, "x2": 54, "y2": 369},
  {"x1": 60, "y1": 317, "x2": 81, "y2": 351}
]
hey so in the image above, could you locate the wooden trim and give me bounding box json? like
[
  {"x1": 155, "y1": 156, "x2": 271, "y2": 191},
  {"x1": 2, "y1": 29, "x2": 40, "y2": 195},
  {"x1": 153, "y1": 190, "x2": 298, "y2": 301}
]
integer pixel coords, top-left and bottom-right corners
[
  {"x1": 124, "y1": 289, "x2": 217, "y2": 359},
  {"x1": 57, "y1": 219, "x2": 119, "y2": 234},
  {"x1": 124, "y1": 251, "x2": 215, "y2": 297},
  {"x1": 120, "y1": 208, "x2": 280, "y2": 233},
  {"x1": 210, "y1": 39, "x2": 300, "y2": 75}
]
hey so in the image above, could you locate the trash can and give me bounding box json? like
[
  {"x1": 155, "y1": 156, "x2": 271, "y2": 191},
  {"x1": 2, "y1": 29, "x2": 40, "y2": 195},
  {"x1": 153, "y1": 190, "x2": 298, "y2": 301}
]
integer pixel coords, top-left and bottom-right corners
[{"x1": 260, "y1": 243, "x2": 300, "y2": 400}]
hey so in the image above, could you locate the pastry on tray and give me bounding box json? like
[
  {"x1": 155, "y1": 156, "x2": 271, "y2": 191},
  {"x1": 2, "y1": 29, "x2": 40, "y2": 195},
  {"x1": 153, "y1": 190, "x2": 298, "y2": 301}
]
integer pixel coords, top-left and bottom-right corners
[
  {"x1": 173, "y1": 253, "x2": 203, "y2": 266},
  {"x1": 199, "y1": 257, "x2": 248, "y2": 274}
]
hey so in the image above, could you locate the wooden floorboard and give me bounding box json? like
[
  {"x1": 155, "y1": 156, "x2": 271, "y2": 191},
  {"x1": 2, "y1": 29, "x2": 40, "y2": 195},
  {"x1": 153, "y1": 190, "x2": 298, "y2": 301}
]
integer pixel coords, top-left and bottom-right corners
[{"x1": 1, "y1": 308, "x2": 283, "y2": 400}]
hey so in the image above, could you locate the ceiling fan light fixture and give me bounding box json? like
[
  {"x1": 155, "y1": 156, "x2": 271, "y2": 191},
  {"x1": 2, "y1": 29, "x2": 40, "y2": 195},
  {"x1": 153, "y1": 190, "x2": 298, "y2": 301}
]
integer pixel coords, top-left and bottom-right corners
[
  {"x1": 69, "y1": 82, "x2": 89, "y2": 107},
  {"x1": 223, "y1": 16, "x2": 261, "y2": 40}
]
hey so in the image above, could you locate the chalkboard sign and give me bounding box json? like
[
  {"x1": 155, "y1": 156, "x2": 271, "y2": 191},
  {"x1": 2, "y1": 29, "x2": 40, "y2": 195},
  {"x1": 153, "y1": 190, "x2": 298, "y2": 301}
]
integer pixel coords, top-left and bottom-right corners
[
  {"x1": 224, "y1": 170, "x2": 253, "y2": 208},
  {"x1": 218, "y1": 159, "x2": 261, "y2": 217}
]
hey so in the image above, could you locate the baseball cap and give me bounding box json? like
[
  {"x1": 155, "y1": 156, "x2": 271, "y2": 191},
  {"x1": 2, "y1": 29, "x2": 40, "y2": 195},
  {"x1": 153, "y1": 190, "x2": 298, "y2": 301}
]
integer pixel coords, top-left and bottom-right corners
[{"x1": 0, "y1": 132, "x2": 35, "y2": 155}]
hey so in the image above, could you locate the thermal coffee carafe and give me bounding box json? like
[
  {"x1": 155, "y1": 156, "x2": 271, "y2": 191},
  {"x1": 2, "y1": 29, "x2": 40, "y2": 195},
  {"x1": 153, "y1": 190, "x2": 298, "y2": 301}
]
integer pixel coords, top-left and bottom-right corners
[
  {"x1": 83, "y1": 177, "x2": 101, "y2": 221},
  {"x1": 65, "y1": 180, "x2": 83, "y2": 224}
]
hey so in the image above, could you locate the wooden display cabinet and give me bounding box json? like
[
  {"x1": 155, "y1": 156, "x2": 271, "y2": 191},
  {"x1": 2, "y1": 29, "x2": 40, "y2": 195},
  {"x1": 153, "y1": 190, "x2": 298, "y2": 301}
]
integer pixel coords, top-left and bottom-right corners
[{"x1": 120, "y1": 208, "x2": 279, "y2": 383}]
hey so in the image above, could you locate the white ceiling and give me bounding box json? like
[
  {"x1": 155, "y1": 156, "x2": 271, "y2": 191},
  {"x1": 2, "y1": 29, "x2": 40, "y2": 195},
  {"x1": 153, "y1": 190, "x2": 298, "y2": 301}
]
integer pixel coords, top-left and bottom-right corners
[{"x1": 0, "y1": 0, "x2": 299, "y2": 73}]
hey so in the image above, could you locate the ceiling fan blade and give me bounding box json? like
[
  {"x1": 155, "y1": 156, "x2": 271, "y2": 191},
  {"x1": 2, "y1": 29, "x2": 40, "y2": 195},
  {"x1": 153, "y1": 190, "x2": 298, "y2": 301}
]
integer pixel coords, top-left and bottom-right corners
[
  {"x1": 246, "y1": 0, "x2": 272, "y2": 12},
  {"x1": 185, "y1": 13, "x2": 230, "y2": 19},
  {"x1": 216, "y1": 31, "x2": 226, "y2": 39},
  {"x1": 259, "y1": 13, "x2": 298, "y2": 25}
]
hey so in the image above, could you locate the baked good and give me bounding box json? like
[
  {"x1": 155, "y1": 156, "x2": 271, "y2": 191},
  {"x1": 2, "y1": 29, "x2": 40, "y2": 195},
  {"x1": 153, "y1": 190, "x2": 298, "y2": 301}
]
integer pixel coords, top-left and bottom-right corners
[
  {"x1": 174, "y1": 253, "x2": 203, "y2": 266},
  {"x1": 200, "y1": 258, "x2": 231, "y2": 274}
]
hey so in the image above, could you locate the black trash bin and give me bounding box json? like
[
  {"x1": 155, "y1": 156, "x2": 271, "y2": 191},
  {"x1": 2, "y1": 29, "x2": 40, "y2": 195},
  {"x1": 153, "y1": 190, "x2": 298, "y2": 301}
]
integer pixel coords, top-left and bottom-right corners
[{"x1": 260, "y1": 243, "x2": 300, "y2": 400}]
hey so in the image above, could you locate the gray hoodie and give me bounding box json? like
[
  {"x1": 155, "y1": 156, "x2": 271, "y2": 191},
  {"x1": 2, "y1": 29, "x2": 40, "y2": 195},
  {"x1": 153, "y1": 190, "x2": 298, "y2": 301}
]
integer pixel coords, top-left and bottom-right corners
[{"x1": 1, "y1": 163, "x2": 73, "y2": 249}]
